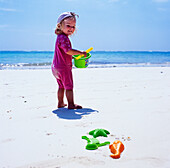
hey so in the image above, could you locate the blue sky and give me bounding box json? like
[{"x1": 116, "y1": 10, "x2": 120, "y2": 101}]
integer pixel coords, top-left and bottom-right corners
[{"x1": 0, "y1": 0, "x2": 170, "y2": 51}]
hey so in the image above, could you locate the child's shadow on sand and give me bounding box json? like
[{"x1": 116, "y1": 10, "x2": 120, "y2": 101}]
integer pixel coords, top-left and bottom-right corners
[{"x1": 52, "y1": 108, "x2": 98, "y2": 120}]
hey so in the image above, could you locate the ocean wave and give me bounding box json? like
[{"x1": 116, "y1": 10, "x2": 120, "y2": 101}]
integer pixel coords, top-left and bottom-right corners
[
  {"x1": 0, "y1": 62, "x2": 51, "y2": 70},
  {"x1": 1, "y1": 62, "x2": 170, "y2": 70}
]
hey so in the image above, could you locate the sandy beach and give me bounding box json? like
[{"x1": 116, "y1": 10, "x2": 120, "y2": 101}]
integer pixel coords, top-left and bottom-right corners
[{"x1": 0, "y1": 67, "x2": 170, "y2": 168}]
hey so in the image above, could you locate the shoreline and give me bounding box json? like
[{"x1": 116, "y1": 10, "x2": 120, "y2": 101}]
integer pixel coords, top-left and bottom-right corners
[
  {"x1": 1, "y1": 67, "x2": 170, "y2": 168},
  {"x1": 1, "y1": 63, "x2": 170, "y2": 70}
]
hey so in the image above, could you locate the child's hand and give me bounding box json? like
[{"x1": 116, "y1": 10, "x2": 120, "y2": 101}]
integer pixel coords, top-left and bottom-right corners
[{"x1": 81, "y1": 51, "x2": 87, "y2": 58}]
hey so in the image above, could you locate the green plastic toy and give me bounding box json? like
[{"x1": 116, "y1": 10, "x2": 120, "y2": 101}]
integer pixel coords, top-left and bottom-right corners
[
  {"x1": 72, "y1": 53, "x2": 91, "y2": 68},
  {"x1": 89, "y1": 129, "x2": 110, "y2": 138},
  {"x1": 82, "y1": 136, "x2": 110, "y2": 150}
]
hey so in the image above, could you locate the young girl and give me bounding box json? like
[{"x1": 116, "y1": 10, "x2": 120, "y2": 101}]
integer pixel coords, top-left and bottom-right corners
[{"x1": 52, "y1": 12, "x2": 87, "y2": 109}]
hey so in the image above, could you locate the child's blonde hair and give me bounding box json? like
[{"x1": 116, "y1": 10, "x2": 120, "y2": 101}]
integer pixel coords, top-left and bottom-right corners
[{"x1": 55, "y1": 12, "x2": 79, "y2": 35}]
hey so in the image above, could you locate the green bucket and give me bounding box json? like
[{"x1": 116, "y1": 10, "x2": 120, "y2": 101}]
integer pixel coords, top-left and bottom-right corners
[{"x1": 72, "y1": 53, "x2": 91, "y2": 68}]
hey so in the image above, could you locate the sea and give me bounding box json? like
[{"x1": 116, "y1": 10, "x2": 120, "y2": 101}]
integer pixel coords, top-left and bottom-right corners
[{"x1": 0, "y1": 51, "x2": 170, "y2": 70}]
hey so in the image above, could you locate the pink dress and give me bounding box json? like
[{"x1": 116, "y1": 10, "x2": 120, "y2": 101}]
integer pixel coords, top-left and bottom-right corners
[{"x1": 52, "y1": 33, "x2": 73, "y2": 90}]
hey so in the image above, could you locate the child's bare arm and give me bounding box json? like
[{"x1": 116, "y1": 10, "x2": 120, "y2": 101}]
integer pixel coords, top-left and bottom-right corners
[{"x1": 67, "y1": 49, "x2": 87, "y2": 57}]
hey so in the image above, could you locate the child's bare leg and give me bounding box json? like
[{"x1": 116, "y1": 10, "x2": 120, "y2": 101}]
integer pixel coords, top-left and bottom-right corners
[
  {"x1": 66, "y1": 89, "x2": 82, "y2": 109},
  {"x1": 66, "y1": 89, "x2": 74, "y2": 106},
  {"x1": 57, "y1": 88, "x2": 67, "y2": 108}
]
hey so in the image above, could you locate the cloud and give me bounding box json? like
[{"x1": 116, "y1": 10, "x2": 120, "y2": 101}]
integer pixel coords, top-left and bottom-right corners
[
  {"x1": 152, "y1": 0, "x2": 169, "y2": 2},
  {"x1": 108, "y1": 0, "x2": 120, "y2": 2},
  {"x1": 0, "y1": 8, "x2": 16, "y2": 12},
  {"x1": 158, "y1": 7, "x2": 167, "y2": 11},
  {"x1": 0, "y1": 0, "x2": 12, "y2": 3},
  {"x1": 0, "y1": 24, "x2": 8, "y2": 28}
]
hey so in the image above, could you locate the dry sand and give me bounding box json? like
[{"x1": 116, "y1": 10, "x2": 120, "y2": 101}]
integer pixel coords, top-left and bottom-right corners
[{"x1": 0, "y1": 67, "x2": 170, "y2": 168}]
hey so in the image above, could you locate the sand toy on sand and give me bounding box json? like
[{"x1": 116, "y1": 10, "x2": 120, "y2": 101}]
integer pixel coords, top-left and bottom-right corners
[
  {"x1": 109, "y1": 140, "x2": 125, "y2": 159},
  {"x1": 82, "y1": 136, "x2": 110, "y2": 150},
  {"x1": 89, "y1": 128, "x2": 110, "y2": 138}
]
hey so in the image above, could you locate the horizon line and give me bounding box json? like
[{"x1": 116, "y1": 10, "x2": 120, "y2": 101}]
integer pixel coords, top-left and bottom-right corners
[{"x1": 0, "y1": 50, "x2": 170, "y2": 52}]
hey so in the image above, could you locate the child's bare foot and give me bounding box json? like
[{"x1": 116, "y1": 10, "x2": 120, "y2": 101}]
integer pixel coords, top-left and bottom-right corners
[
  {"x1": 58, "y1": 103, "x2": 67, "y2": 108},
  {"x1": 68, "y1": 104, "x2": 82, "y2": 109}
]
